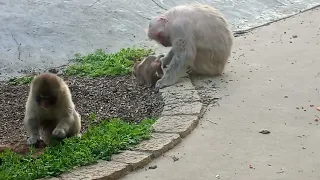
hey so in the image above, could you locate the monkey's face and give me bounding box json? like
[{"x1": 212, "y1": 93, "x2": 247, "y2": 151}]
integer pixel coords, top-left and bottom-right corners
[
  {"x1": 35, "y1": 91, "x2": 58, "y2": 109},
  {"x1": 156, "y1": 32, "x2": 171, "y2": 47},
  {"x1": 148, "y1": 19, "x2": 171, "y2": 47}
]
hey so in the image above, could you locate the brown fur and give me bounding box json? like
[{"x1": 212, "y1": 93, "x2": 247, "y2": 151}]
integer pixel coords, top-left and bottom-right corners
[
  {"x1": 23, "y1": 73, "x2": 81, "y2": 145},
  {"x1": 133, "y1": 54, "x2": 164, "y2": 87}
]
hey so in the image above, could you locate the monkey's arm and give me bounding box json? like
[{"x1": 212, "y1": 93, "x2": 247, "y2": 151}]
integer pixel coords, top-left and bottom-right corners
[
  {"x1": 23, "y1": 116, "x2": 41, "y2": 145},
  {"x1": 52, "y1": 113, "x2": 74, "y2": 139},
  {"x1": 161, "y1": 49, "x2": 174, "y2": 67},
  {"x1": 156, "y1": 20, "x2": 196, "y2": 89}
]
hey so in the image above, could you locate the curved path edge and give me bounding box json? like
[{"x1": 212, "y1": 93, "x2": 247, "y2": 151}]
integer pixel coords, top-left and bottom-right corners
[{"x1": 43, "y1": 75, "x2": 204, "y2": 180}]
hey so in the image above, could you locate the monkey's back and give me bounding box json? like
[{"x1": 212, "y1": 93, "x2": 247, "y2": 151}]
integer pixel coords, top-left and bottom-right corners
[
  {"x1": 166, "y1": 3, "x2": 233, "y2": 51},
  {"x1": 166, "y1": 3, "x2": 234, "y2": 74}
]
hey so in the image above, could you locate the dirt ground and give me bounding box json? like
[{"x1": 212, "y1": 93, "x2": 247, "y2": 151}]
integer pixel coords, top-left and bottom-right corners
[{"x1": 0, "y1": 74, "x2": 164, "y2": 146}]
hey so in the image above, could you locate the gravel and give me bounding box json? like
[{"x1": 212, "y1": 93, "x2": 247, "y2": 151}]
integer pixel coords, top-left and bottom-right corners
[{"x1": 0, "y1": 74, "x2": 164, "y2": 145}]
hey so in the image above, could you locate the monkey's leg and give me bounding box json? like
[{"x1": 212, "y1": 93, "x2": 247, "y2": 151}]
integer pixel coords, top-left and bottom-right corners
[
  {"x1": 23, "y1": 117, "x2": 41, "y2": 145},
  {"x1": 39, "y1": 127, "x2": 52, "y2": 145},
  {"x1": 71, "y1": 111, "x2": 82, "y2": 137}
]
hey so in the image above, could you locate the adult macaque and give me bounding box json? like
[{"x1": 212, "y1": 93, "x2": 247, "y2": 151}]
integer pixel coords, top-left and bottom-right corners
[
  {"x1": 147, "y1": 3, "x2": 233, "y2": 89},
  {"x1": 133, "y1": 54, "x2": 164, "y2": 87},
  {"x1": 23, "y1": 73, "x2": 81, "y2": 145}
]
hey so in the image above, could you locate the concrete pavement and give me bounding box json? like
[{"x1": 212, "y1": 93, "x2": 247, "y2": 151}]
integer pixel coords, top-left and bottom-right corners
[
  {"x1": 1, "y1": 0, "x2": 319, "y2": 80},
  {"x1": 120, "y1": 7, "x2": 320, "y2": 180}
]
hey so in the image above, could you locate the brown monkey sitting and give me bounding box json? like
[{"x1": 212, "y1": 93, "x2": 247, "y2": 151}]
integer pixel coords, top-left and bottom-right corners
[
  {"x1": 133, "y1": 54, "x2": 164, "y2": 87},
  {"x1": 23, "y1": 73, "x2": 81, "y2": 145}
]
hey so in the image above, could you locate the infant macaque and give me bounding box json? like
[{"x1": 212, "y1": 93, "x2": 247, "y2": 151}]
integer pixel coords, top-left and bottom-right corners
[{"x1": 133, "y1": 54, "x2": 164, "y2": 87}]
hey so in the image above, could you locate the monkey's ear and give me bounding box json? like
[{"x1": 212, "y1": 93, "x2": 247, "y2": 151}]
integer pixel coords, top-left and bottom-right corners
[{"x1": 151, "y1": 60, "x2": 161, "y2": 68}]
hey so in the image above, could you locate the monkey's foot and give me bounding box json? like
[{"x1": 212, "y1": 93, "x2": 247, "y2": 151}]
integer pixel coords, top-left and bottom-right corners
[{"x1": 52, "y1": 128, "x2": 66, "y2": 139}]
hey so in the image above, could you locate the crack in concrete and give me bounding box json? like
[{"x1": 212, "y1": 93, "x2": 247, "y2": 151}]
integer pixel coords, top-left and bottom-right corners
[
  {"x1": 83, "y1": 0, "x2": 100, "y2": 12},
  {"x1": 150, "y1": 0, "x2": 167, "y2": 11},
  {"x1": 9, "y1": 30, "x2": 21, "y2": 61},
  {"x1": 134, "y1": 11, "x2": 151, "y2": 20}
]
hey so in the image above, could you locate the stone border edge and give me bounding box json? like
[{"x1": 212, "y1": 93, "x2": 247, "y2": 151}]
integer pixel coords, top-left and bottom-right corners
[{"x1": 46, "y1": 76, "x2": 203, "y2": 180}]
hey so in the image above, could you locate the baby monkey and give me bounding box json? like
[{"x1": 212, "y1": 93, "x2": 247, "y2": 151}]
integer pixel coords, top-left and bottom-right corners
[
  {"x1": 133, "y1": 54, "x2": 165, "y2": 87},
  {"x1": 23, "y1": 73, "x2": 81, "y2": 146}
]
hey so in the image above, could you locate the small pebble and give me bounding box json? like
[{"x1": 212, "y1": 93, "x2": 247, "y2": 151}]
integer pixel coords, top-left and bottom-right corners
[
  {"x1": 48, "y1": 68, "x2": 58, "y2": 74},
  {"x1": 259, "y1": 130, "x2": 271, "y2": 134},
  {"x1": 149, "y1": 165, "x2": 157, "y2": 169},
  {"x1": 172, "y1": 156, "x2": 179, "y2": 162}
]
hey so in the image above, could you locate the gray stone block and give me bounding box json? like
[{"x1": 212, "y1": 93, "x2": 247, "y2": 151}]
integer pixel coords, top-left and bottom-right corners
[
  {"x1": 159, "y1": 77, "x2": 195, "y2": 93},
  {"x1": 161, "y1": 101, "x2": 203, "y2": 116},
  {"x1": 152, "y1": 115, "x2": 199, "y2": 138},
  {"x1": 111, "y1": 150, "x2": 152, "y2": 171},
  {"x1": 161, "y1": 90, "x2": 200, "y2": 105},
  {"x1": 134, "y1": 133, "x2": 181, "y2": 158},
  {"x1": 58, "y1": 161, "x2": 128, "y2": 180}
]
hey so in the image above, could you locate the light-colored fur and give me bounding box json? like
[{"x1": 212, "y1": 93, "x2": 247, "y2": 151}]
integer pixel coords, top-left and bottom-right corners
[
  {"x1": 23, "y1": 73, "x2": 81, "y2": 145},
  {"x1": 148, "y1": 3, "x2": 233, "y2": 88}
]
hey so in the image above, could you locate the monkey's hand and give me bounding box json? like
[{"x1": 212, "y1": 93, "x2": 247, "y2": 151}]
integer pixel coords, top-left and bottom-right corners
[
  {"x1": 155, "y1": 78, "x2": 169, "y2": 89},
  {"x1": 52, "y1": 128, "x2": 67, "y2": 139},
  {"x1": 27, "y1": 136, "x2": 39, "y2": 145}
]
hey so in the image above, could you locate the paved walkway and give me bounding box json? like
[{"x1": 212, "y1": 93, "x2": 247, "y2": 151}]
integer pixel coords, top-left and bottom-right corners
[
  {"x1": 121, "y1": 7, "x2": 320, "y2": 180},
  {"x1": 1, "y1": 0, "x2": 319, "y2": 80}
]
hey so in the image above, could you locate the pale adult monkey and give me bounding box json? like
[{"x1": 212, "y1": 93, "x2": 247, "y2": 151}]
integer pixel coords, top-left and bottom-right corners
[
  {"x1": 23, "y1": 73, "x2": 81, "y2": 145},
  {"x1": 147, "y1": 3, "x2": 233, "y2": 89}
]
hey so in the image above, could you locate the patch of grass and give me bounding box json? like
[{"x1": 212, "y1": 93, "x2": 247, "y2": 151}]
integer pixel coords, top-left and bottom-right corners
[
  {"x1": 8, "y1": 75, "x2": 34, "y2": 85},
  {"x1": 65, "y1": 47, "x2": 153, "y2": 77},
  {"x1": 0, "y1": 118, "x2": 156, "y2": 180}
]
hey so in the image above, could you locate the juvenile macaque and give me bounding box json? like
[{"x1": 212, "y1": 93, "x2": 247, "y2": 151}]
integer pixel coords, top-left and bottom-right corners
[
  {"x1": 23, "y1": 73, "x2": 81, "y2": 145},
  {"x1": 133, "y1": 54, "x2": 164, "y2": 87},
  {"x1": 147, "y1": 3, "x2": 234, "y2": 89}
]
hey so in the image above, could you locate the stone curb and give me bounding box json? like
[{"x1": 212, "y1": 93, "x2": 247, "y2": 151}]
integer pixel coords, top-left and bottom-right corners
[{"x1": 46, "y1": 76, "x2": 203, "y2": 180}]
